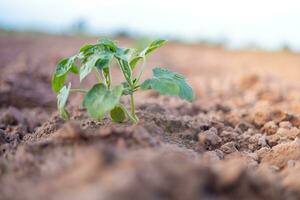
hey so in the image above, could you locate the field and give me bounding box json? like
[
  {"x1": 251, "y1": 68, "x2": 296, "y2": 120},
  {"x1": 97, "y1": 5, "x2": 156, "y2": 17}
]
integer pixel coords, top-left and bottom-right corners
[{"x1": 1, "y1": 32, "x2": 300, "y2": 200}]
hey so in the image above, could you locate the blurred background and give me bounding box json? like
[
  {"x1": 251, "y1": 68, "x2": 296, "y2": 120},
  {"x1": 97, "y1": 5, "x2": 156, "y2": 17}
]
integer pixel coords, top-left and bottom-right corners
[{"x1": 1, "y1": 0, "x2": 300, "y2": 51}]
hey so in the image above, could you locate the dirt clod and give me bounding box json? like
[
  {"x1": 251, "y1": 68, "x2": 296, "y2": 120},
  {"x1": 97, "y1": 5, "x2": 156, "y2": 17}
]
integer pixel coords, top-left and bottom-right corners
[
  {"x1": 198, "y1": 128, "x2": 221, "y2": 150},
  {"x1": 261, "y1": 138, "x2": 300, "y2": 169},
  {"x1": 220, "y1": 142, "x2": 238, "y2": 154},
  {"x1": 262, "y1": 121, "x2": 278, "y2": 135}
]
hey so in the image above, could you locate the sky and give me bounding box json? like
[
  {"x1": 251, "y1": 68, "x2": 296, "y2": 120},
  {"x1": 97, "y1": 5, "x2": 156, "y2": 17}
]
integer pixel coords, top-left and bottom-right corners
[{"x1": 1, "y1": 0, "x2": 300, "y2": 50}]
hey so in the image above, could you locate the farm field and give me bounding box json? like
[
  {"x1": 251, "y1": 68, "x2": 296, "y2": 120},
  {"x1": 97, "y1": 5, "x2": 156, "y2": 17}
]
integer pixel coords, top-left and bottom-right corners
[{"x1": 1, "y1": 32, "x2": 300, "y2": 199}]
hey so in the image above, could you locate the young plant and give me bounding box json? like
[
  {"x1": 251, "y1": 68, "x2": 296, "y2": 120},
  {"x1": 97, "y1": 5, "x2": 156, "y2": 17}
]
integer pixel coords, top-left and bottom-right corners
[{"x1": 52, "y1": 38, "x2": 194, "y2": 123}]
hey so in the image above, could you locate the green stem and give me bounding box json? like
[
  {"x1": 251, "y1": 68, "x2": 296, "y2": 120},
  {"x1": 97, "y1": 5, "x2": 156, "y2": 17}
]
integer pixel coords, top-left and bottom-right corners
[
  {"x1": 130, "y1": 94, "x2": 135, "y2": 115},
  {"x1": 70, "y1": 88, "x2": 88, "y2": 93},
  {"x1": 130, "y1": 94, "x2": 139, "y2": 122},
  {"x1": 117, "y1": 59, "x2": 133, "y2": 86},
  {"x1": 103, "y1": 68, "x2": 111, "y2": 89},
  {"x1": 118, "y1": 104, "x2": 138, "y2": 123},
  {"x1": 136, "y1": 57, "x2": 146, "y2": 84},
  {"x1": 94, "y1": 68, "x2": 102, "y2": 83}
]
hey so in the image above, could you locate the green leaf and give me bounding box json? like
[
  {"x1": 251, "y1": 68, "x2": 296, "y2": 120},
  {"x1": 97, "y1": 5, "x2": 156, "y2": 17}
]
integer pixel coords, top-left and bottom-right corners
[
  {"x1": 70, "y1": 64, "x2": 79, "y2": 74},
  {"x1": 83, "y1": 83, "x2": 123, "y2": 120},
  {"x1": 115, "y1": 47, "x2": 135, "y2": 61},
  {"x1": 95, "y1": 51, "x2": 114, "y2": 71},
  {"x1": 52, "y1": 56, "x2": 79, "y2": 93},
  {"x1": 141, "y1": 67, "x2": 194, "y2": 101},
  {"x1": 79, "y1": 54, "x2": 101, "y2": 81},
  {"x1": 80, "y1": 44, "x2": 94, "y2": 53},
  {"x1": 55, "y1": 56, "x2": 77, "y2": 77},
  {"x1": 114, "y1": 48, "x2": 134, "y2": 84},
  {"x1": 141, "y1": 78, "x2": 180, "y2": 96},
  {"x1": 119, "y1": 59, "x2": 132, "y2": 84},
  {"x1": 143, "y1": 39, "x2": 167, "y2": 55},
  {"x1": 130, "y1": 39, "x2": 167, "y2": 69},
  {"x1": 110, "y1": 106, "x2": 126, "y2": 123},
  {"x1": 52, "y1": 73, "x2": 67, "y2": 93},
  {"x1": 57, "y1": 83, "x2": 71, "y2": 119},
  {"x1": 130, "y1": 56, "x2": 143, "y2": 69},
  {"x1": 98, "y1": 39, "x2": 118, "y2": 52}
]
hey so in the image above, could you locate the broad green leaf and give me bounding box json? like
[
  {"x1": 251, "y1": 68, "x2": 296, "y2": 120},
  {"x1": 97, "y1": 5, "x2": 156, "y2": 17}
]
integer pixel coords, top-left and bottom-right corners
[
  {"x1": 115, "y1": 48, "x2": 134, "y2": 84},
  {"x1": 142, "y1": 39, "x2": 167, "y2": 55},
  {"x1": 141, "y1": 67, "x2": 194, "y2": 101},
  {"x1": 152, "y1": 67, "x2": 193, "y2": 101},
  {"x1": 110, "y1": 106, "x2": 126, "y2": 123},
  {"x1": 98, "y1": 39, "x2": 118, "y2": 52},
  {"x1": 130, "y1": 55, "x2": 143, "y2": 69},
  {"x1": 83, "y1": 83, "x2": 123, "y2": 120},
  {"x1": 79, "y1": 54, "x2": 101, "y2": 81},
  {"x1": 70, "y1": 64, "x2": 79, "y2": 74},
  {"x1": 57, "y1": 83, "x2": 71, "y2": 119},
  {"x1": 79, "y1": 45, "x2": 97, "y2": 61},
  {"x1": 52, "y1": 73, "x2": 67, "y2": 93},
  {"x1": 118, "y1": 59, "x2": 132, "y2": 84},
  {"x1": 52, "y1": 56, "x2": 79, "y2": 93},
  {"x1": 115, "y1": 47, "x2": 135, "y2": 61},
  {"x1": 55, "y1": 56, "x2": 77, "y2": 77},
  {"x1": 95, "y1": 51, "x2": 114, "y2": 71},
  {"x1": 80, "y1": 44, "x2": 94, "y2": 53},
  {"x1": 141, "y1": 78, "x2": 180, "y2": 96},
  {"x1": 130, "y1": 39, "x2": 167, "y2": 69}
]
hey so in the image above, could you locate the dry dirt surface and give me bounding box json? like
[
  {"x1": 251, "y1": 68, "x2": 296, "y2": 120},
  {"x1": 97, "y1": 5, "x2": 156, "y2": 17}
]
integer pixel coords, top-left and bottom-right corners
[{"x1": 1, "y1": 32, "x2": 300, "y2": 200}]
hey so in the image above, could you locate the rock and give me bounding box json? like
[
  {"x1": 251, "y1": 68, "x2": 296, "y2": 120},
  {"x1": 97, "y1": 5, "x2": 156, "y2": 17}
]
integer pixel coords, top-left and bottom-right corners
[
  {"x1": 198, "y1": 128, "x2": 221, "y2": 150},
  {"x1": 261, "y1": 138, "x2": 300, "y2": 169},
  {"x1": 276, "y1": 127, "x2": 300, "y2": 140},
  {"x1": 258, "y1": 134, "x2": 268, "y2": 147},
  {"x1": 288, "y1": 115, "x2": 300, "y2": 127},
  {"x1": 279, "y1": 121, "x2": 292, "y2": 129},
  {"x1": 256, "y1": 147, "x2": 271, "y2": 161},
  {"x1": 253, "y1": 110, "x2": 270, "y2": 126},
  {"x1": 235, "y1": 121, "x2": 254, "y2": 133},
  {"x1": 261, "y1": 121, "x2": 278, "y2": 135},
  {"x1": 270, "y1": 109, "x2": 287, "y2": 123},
  {"x1": 266, "y1": 134, "x2": 280, "y2": 147},
  {"x1": 220, "y1": 142, "x2": 238, "y2": 154},
  {"x1": 225, "y1": 113, "x2": 240, "y2": 127},
  {"x1": 248, "y1": 134, "x2": 267, "y2": 150},
  {"x1": 219, "y1": 130, "x2": 238, "y2": 143},
  {"x1": 253, "y1": 109, "x2": 287, "y2": 127}
]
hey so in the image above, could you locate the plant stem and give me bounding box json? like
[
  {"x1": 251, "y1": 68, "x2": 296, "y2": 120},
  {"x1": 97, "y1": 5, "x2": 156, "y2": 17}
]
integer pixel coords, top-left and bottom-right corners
[
  {"x1": 130, "y1": 94, "x2": 139, "y2": 122},
  {"x1": 136, "y1": 57, "x2": 146, "y2": 83},
  {"x1": 94, "y1": 68, "x2": 102, "y2": 83},
  {"x1": 118, "y1": 104, "x2": 138, "y2": 123},
  {"x1": 103, "y1": 68, "x2": 111, "y2": 89},
  {"x1": 70, "y1": 88, "x2": 88, "y2": 93}
]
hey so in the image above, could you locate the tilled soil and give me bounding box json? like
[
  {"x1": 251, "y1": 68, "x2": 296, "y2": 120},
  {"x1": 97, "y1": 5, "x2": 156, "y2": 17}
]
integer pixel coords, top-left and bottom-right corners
[{"x1": 1, "y1": 32, "x2": 300, "y2": 200}]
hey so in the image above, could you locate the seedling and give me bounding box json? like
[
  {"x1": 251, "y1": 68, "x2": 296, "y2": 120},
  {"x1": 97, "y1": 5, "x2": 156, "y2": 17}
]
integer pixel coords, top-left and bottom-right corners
[{"x1": 52, "y1": 38, "x2": 194, "y2": 123}]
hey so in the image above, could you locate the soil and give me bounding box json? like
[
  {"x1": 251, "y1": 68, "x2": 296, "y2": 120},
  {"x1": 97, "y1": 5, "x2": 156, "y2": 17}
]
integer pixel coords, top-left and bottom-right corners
[{"x1": 1, "y1": 32, "x2": 300, "y2": 200}]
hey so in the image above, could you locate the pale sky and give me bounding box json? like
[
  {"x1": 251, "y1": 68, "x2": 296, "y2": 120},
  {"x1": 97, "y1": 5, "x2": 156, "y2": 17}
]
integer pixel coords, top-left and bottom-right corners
[{"x1": 1, "y1": 0, "x2": 300, "y2": 50}]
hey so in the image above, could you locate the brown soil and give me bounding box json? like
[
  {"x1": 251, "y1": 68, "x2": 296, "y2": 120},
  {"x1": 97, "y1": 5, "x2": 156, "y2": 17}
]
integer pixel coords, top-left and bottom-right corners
[{"x1": 1, "y1": 32, "x2": 300, "y2": 200}]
